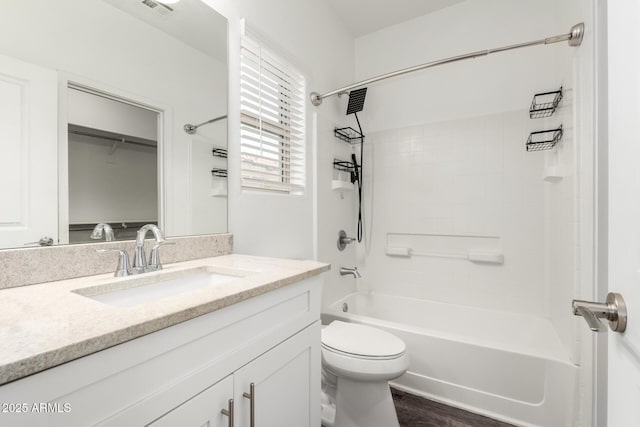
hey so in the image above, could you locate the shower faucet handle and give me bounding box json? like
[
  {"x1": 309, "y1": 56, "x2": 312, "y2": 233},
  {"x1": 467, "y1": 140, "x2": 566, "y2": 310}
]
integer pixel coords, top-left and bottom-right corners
[
  {"x1": 337, "y1": 230, "x2": 356, "y2": 251},
  {"x1": 572, "y1": 292, "x2": 627, "y2": 333}
]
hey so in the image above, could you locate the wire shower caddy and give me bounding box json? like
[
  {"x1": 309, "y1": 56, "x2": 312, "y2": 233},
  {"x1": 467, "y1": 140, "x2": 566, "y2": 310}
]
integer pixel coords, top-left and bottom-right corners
[
  {"x1": 212, "y1": 148, "x2": 228, "y2": 158},
  {"x1": 211, "y1": 168, "x2": 228, "y2": 178},
  {"x1": 529, "y1": 87, "x2": 563, "y2": 118},
  {"x1": 333, "y1": 158, "x2": 358, "y2": 174},
  {"x1": 526, "y1": 125, "x2": 563, "y2": 152},
  {"x1": 334, "y1": 127, "x2": 364, "y2": 144}
]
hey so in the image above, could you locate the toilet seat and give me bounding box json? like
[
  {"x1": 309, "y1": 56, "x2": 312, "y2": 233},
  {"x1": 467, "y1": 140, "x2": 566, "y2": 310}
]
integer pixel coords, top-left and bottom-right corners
[
  {"x1": 321, "y1": 344, "x2": 400, "y2": 360},
  {"x1": 321, "y1": 321, "x2": 406, "y2": 358},
  {"x1": 321, "y1": 321, "x2": 410, "y2": 381}
]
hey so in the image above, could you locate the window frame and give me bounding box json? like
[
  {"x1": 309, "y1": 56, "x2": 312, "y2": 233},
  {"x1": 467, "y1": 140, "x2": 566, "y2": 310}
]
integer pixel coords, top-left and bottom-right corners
[{"x1": 239, "y1": 34, "x2": 306, "y2": 195}]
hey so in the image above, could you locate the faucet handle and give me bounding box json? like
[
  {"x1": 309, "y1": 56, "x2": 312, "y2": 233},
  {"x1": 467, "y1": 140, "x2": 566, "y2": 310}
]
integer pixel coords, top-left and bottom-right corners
[
  {"x1": 337, "y1": 230, "x2": 356, "y2": 251},
  {"x1": 149, "y1": 240, "x2": 175, "y2": 271},
  {"x1": 96, "y1": 249, "x2": 132, "y2": 277}
]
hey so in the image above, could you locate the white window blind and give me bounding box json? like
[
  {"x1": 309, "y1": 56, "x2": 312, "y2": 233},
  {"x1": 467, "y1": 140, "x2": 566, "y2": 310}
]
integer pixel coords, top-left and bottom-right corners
[{"x1": 240, "y1": 36, "x2": 306, "y2": 194}]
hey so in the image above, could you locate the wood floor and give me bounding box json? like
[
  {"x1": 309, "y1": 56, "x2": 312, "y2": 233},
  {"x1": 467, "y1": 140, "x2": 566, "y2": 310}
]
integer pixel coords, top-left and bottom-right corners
[{"x1": 392, "y1": 388, "x2": 517, "y2": 427}]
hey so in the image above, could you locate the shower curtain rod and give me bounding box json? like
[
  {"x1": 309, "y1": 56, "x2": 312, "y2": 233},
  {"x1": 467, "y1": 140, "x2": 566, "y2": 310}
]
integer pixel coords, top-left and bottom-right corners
[
  {"x1": 184, "y1": 114, "x2": 227, "y2": 134},
  {"x1": 310, "y1": 23, "x2": 584, "y2": 106}
]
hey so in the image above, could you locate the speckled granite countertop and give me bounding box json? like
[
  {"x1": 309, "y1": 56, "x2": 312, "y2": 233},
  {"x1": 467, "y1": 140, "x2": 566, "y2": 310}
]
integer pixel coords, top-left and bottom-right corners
[{"x1": 0, "y1": 255, "x2": 329, "y2": 385}]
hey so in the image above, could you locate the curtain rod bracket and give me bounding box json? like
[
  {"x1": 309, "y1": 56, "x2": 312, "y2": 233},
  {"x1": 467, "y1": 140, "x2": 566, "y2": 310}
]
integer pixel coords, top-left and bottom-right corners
[
  {"x1": 184, "y1": 115, "x2": 227, "y2": 134},
  {"x1": 310, "y1": 92, "x2": 322, "y2": 106},
  {"x1": 568, "y1": 22, "x2": 584, "y2": 47}
]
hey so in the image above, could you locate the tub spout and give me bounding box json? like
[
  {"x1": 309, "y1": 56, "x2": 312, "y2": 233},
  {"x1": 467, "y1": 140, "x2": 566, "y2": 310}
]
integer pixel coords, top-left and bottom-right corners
[{"x1": 340, "y1": 266, "x2": 362, "y2": 278}]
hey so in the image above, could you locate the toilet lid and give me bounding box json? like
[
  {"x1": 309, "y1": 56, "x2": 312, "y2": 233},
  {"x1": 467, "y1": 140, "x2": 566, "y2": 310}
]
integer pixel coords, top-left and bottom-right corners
[{"x1": 321, "y1": 321, "x2": 406, "y2": 358}]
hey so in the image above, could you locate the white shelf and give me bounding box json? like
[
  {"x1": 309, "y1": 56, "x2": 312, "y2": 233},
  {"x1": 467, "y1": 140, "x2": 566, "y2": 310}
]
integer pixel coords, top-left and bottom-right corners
[
  {"x1": 542, "y1": 166, "x2": 564, "y2": 182},
  {"x1": 331, "y1": 180, "x2": 354, "y2": 191}
]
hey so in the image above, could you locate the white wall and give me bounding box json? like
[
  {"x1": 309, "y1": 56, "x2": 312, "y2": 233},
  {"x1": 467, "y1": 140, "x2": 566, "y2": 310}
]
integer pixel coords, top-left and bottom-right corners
[
  {"x1": 0, "y1": 0, "x2": 227, "y2": 239},
  {"x1": 357, "y1": 111, "x2": 549, "y2": 313},
  {"x1": 354, "y1": 0, "x2": 591, "y2": 347},
  {"x1": 355, "y1": 0, "x2": 569, "y2": 130},
  {"x1": 67, "y1": 88, "x2": 158, "y2": 141},
  {"x1": 542, "y1": 2, "x2": 596, "y2": 424},
  {"x1": 190, "y1": 126, "x2": 228, "y2": 235},
  {"x1": 68, "y1": 134, "x2": 157, "y2": 224},
  {"x1": 202, "y1": 0, "x2": 355, "y2": 259},
  {"x1": 316, "y1": 112, "x2": 359, "y2": 307},
  {"x1": 66, "y1": 88, "x2": 159, "y2": 227},
  {"x1": 353, "y1": 3, "x2": 595, "y2": 421},
  {"x1": 2, "y1": 0, "x2": 356, "y2": 301},
  {"x1": 606, "y1": 3, "x2": 640, "y2": 426},
  {"x1": 201, "y1": 0, "x2": 356, "y2": 309},
  {"x1": 198, "y1": 0, "x2": 357, "y2": 307}
]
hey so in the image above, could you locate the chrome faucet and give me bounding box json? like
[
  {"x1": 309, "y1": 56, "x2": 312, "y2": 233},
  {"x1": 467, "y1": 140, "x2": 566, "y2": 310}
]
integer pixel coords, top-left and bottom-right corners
[
  {"x1": 95, "y1": 224, "x2": 174, "y2": 277},
  {"x1": 133, "y1": 224, "x2": 174, "y2": 273},
  {"x1": 339, "y1": 267, "x2": 362, "y2": 278},
  {"x1": 90, "y1": 223, "x2": 115, "y2": 242}
]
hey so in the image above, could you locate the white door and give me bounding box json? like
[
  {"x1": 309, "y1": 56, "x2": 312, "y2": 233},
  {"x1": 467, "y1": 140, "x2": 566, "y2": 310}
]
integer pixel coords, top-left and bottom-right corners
[
  {"x1": 606, "y1": 0, "x2": 640, "y2": 425},
  {"x1": 0, "y1": 53, "x2": 57, "y2": 248}
]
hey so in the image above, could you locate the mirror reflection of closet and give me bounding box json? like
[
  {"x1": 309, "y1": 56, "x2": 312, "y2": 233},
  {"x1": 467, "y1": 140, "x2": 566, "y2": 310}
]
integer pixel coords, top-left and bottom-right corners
[{"x1": 66, "y1": 87, "x2": 159, "y2": 243}]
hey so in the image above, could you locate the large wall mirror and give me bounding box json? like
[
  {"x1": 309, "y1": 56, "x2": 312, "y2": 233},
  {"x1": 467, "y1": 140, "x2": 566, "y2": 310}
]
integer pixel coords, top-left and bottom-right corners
[{"x1": 0, "y1": 0, "x2": 228, "y2": 250}]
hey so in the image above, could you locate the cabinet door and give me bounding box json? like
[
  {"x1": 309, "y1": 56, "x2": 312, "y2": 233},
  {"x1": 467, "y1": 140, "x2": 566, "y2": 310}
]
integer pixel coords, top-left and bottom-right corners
[
  {"x1": 149, "y1": 375, "x2": 234, "y2": 427},
  {"x1": 234, "y1": 322, "x2": 320, "y2": 427}
]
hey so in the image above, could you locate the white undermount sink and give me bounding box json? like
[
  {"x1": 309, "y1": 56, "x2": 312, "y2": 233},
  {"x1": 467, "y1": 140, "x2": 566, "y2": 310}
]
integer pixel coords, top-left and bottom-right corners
[{"x1": 72, "y1": 267, "x2": 246, "y2": 308}]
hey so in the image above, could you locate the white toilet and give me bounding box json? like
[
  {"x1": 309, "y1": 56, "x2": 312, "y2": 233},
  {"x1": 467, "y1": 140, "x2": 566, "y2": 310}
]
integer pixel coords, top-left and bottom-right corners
[{"x1": 321, "y1": 321, "x2": 410, "y2": 427}]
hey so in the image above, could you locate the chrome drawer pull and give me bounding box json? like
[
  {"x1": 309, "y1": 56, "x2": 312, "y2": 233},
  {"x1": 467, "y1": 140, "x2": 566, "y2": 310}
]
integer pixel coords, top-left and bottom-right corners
[
  {"x1": 242, "y1": 383, "x2": 255, "y2": 427},
  {"x1": 221, "y1": 398, "x2": 234, "y2": 427}
]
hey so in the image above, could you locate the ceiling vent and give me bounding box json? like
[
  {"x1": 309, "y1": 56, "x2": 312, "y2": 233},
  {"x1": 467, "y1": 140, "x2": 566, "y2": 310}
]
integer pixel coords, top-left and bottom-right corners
[{"x1": 141, "y1": 0, "x2": 174, "y2": 16}]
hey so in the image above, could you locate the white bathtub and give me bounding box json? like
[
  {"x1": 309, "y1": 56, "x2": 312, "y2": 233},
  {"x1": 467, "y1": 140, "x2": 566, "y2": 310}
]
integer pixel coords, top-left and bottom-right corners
[{"x1": 322, "y1": 292, "x2": 578, "y2": 427}]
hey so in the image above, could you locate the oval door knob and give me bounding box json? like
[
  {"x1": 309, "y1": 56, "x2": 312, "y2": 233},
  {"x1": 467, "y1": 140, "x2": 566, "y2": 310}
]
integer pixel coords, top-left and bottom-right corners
[{"x1": 572, "y1": 292, "x2": 627, "y2": 333}]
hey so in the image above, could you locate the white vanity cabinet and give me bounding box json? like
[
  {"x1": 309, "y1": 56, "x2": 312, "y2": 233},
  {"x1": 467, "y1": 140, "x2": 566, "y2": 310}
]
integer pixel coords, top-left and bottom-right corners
[
  {"x1": 151, "y1": 323, "x2": 319, "y2": 427},
  {"x1": 233, "y1": 324, "x2": 319, "y2": 427},
  {"x1": 0, "y1": 276, "x2": 322, "y2": 427}
]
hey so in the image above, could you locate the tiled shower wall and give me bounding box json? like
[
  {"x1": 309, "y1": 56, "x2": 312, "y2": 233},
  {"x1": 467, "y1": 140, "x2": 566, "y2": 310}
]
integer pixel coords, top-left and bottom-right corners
[
  {"x1": 357, "y1": 109, "x2": 569, "y2": 317},
  {"x1": 350, "y1": 0, "x2": 588, "y2": 366}
]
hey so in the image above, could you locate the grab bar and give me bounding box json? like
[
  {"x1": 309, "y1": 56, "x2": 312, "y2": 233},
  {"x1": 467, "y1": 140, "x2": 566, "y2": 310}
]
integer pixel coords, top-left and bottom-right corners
[{"x1": 384, "y1": 247, "x2": 504, "y2": 264}]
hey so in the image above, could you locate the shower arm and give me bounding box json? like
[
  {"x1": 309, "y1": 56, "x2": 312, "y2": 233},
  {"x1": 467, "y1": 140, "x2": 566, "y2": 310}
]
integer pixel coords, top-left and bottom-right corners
[{"x1": 310, "y1": 23, "x2": 584, "y2": 106}]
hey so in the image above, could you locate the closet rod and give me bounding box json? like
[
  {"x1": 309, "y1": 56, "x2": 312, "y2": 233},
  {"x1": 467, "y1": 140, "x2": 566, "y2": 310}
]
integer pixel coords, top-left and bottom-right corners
[
  {"x1": 69, "y1": 129, "x2": 157, "y2": 149},
  {"x1": 310, "y1": 23, "x2": 584, "y2": 106}
]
